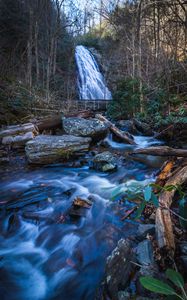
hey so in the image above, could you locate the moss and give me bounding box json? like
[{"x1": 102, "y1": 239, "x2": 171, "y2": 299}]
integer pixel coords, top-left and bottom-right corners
[{"x1": 56, "y1": 148, "x2": 73, "y2": 160}]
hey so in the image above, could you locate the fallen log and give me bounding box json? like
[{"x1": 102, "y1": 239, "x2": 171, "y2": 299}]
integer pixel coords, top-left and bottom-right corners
[
  {"x1": 154, "y1": 124, "x2": 174, "y2": 139},
  {"x1": 0, "y1": 123, "x2": 37, "y2": 138},
  {"x1": 2, "y1": 131, "x2": 34, "y2": 146},
  {"x1": 133, "y1": 118, "x2": 153, "y2": 136},
  {"x1": 131, "y1": 146, "x2": 187, "y2": 157},
  {"x1": 35, "y1": 115, "x2": 62, "y2": 132},
  {"x1": 96, "y1": 114, "x2": 136, "y2": 145},
  {"x1": 66, "y1": 110, "x2": 94, "y2": 119},
  {"x1": 35, "y1": 110, "x2": 93, "y2": 133},
  {"x1": 156, "y1": 165, "x2": 187, "y2": 255}
]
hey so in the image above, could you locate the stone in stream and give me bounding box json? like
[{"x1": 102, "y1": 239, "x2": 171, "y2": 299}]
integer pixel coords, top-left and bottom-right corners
[
  {"x1": 92, "y1": 151, "x2": 117, "y2": 172},
  {"x1": 137, "y1": 224, "x2": 155, "y2": 240},
  {"x1": 62, "y1": 117, "x2": 108, "y2": 140},
  {"x1": 68, "y1": 197, "x2": 93, "y2": 217},
  {"x1": 135, "y1": 239, "x2": 154, "y2": 266},
  {"x1": 25, "y1": 135, "x2": 91, "y2": 164},
  {"x1": 104, "y1": 239, "x2": 135, "y2": 299},
  {"x1": 0, "y1": 148, "x2": 9, "y2": 164},
  {"x1": 116, "y1": 119, "x2": 140, "y2": 135}
]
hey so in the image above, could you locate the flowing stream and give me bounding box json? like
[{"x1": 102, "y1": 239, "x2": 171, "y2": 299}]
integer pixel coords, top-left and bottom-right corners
[
  {"x1": 0, "y1": 135, "x2": 163, "y2": 300},
  {"x1": 75, "y1": 45, "x2": 112, "y2": 100}
]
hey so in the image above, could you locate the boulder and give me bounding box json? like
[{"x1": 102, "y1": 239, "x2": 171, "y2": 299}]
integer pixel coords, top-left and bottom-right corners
[
  {"x1": 104, "y1": 239, "x2": 135, "y2": 299},
  {"x1": 25, "y1": 135, "x2": 91, "y2": 164},
  {"x1": 133, "y1": 119, "x2": 153, "y2": 136},
  {"x1": 62, "y1": 117, "x2": 108, "y2": 140},
  {"x1": 137, "y1": 224, "x2": 155, "y2": 240},
  {"x1": 135, "y1": 240, "x2": 154, "y2": 266},
  {"x1": 117, "y1": 120, "x2": 139, "y2": 135},
  {"x1": 92, "y1": 151, "x2": 117, "y2": 172}
]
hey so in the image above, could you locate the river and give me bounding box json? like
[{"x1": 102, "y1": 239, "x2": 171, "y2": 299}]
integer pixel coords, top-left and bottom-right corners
[{"x1": 0, "y1": 134, "x2": 163, "y2": 300}]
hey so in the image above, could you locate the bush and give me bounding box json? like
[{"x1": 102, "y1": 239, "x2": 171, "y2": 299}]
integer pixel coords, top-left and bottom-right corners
[{"x1": 107, "y1": 77, "x2": 146, "y2": 119}]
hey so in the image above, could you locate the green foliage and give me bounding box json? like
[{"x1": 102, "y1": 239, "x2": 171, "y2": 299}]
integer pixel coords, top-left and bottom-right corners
[
  {"x1": 166, "y1": 269, "x2": 184, "y2": 289},
  {"x1": 140, "y1": 269, "x2": 187, "y2": 300},
  {"x1": 76, "y1": 33, "x2": 101, "y2": 50},
  {"x1": 111, "y1": 182, "x2": 186, "y2": 224},
  {"x1": 136, "y1": 86, "x2": 187, "y2": 128},
  {"x1": 107, "y1": 77, "x2": 147, "y2": 119},
  {"x1": 140, "y1": 276, "x2": 176, "y2": 295}
]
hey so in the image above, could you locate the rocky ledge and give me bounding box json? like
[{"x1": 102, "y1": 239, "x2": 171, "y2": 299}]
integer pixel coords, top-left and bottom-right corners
[
  {"x1": 63, "y1": 117, "x2": 108, "y2": 140},
  {"x1": 25, "y1": 134, "x2": 91, "y2": 164}
]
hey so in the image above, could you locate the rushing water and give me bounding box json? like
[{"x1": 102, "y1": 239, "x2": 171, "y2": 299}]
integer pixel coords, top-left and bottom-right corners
[
  {"x1": 0, "y1": 135, "x2": 163, "y2": 300},
  {"x1": 75, "y1": 45, "x2": 112, "y2": 100}
]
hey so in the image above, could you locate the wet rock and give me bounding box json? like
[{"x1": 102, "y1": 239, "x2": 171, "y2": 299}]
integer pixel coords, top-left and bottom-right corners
[
  {"x1": 137, "y1": 224, "x2": 155, "y2": 240},
  {"x1": 68, "y1": 197, "x2": 93, "y2": 218},
  {"x1": 118, "y1": 290, "x2": 130, "y2": 300},
  {"x1": 63, "y1": 117, "x2": 108, "y2": 140},
  {"x1": 179, "y1": 241, "x2": 187, "y2": 255},
  {"x1": 104, "y1": 239, "x2": 135, "y2": 299},
  {"x1": 180, "y1": 256, "x2": 187, "y2": 269},
  {"x1": 0, "y1": 148, "x2": 9, "y2": 164},
  {"x1": 117, "y1": 120, "x2": 139, "y2": 135},
  {"x1": 25, "y1": 135, "x2": 91, "y2": 164},
  {"x1": 93, "y1": 151, "x2": 117, "y2": 172},
  {"x1": 136, "y1": 240, "x2": 154, "y2": 266},
  {"x1": 133, "y1": 119, "x2": 153, "y2": 136}
]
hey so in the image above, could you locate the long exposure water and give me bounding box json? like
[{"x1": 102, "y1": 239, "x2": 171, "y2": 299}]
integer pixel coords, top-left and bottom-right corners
[
  {"x1": 0, "y1": 135, "x2": 163, "y2": 300},
  {"x1": 75, "y1": 45, "x2": 112, "y2": 100}
]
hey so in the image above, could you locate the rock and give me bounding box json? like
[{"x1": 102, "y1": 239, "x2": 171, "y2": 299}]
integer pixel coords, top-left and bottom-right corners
[
  {"x1": 63, "y1": 117, "x2": 108, "y2": 140},
  {"x1": 133, "y1": 119, "x2": 153, "y2": 136},
  {"x1": 118, "y1": 290, "x2": 130, "y2": 300},
  {"x1": 102, "y1": 163, "x2": 116, "y2": 172},
  {"x1": 25, "y1": 135, "x2": 91, "y2": 164},
  {"x1": 104, "y1": 239, "x2": 135, "y2": 299},
  {"x1": 180, "y1": 242, "x2": 187, "y2": 255},
  {"x1": 136, "y1": 240, "x2": 154, "y2": 266},
  {"x1": 137, "y1": 224, "x2": 155, "y2": 240},
  {"x1": 0, "y1": 149, "x2": 9, "y2": 164},
  {"x1": 117, "y1": 120, "x2": 139, "y2": 135},
  {"x1": 93, "y1": 151, "x2": 117, "y2": 172},
  {"x1": 68, "y1": 197, "x2": 93, "y2": 218},
  {"x1": 180, "y1": 256, "x2": 187, "y2": 269}
]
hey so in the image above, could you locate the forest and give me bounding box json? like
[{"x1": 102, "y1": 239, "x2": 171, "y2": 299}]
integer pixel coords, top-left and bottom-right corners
[{"x1": 0, "y1": 0, "x2": 187, "y2": 300}]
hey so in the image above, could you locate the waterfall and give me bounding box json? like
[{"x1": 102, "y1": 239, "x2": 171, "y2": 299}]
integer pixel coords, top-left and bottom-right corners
[{"x1": 75, "y1": 45, "x2": 112, "y2": 100}]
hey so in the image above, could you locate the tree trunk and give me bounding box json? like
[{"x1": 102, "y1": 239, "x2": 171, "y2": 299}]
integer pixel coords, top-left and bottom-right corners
[
  {"x1": 156, "y1": 165, "x2": 187, "y2": 254},
  {"x1": 131, "y1": 146, "x2": 187, "y2": 157},
  {"x1": 96, "y1": 114, "x2": 136, "y2": 145}
]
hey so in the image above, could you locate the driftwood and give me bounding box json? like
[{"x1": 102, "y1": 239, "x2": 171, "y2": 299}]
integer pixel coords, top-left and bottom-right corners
[
  {"x1": 132, "y1": 146, "x2": 187, "y2": 157},
  {"x1": 96, "y1": 114, "x2": 136, "y2": 145},
  {"x1": 0, "y1": 123, "x2": 37, "y2": 138},
  {"x1": 35, "y1": 110, "x2": 93, "y2": 133},
  {"x1": 66, "y1": 110, "x2": 94, "y2": 119},
  {"x1": 2, "y1": 132, "x2": 34, "y2": 146},
  {"x1": 156, "y1": 165, "x2": 187, "y2": 254},
  {"x1": 35, "y1": 115, "x2": 62, "y2": 132},
  {"x1": 154, "y1": 125, "x2": 174, "y2": 139}
]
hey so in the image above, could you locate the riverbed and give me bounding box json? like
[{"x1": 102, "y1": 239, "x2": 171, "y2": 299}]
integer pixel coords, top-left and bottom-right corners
[{"x1": 0, "y1": 135, "x2": 163, "y2": 300}]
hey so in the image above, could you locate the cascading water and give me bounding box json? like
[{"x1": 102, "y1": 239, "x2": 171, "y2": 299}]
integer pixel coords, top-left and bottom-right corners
[
  {"x1": 0, "y1": 135, "x2": 163, "y2": 300},
  {"x1": 75, "y1": 45, "x2": 112, "y2": 100}
]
